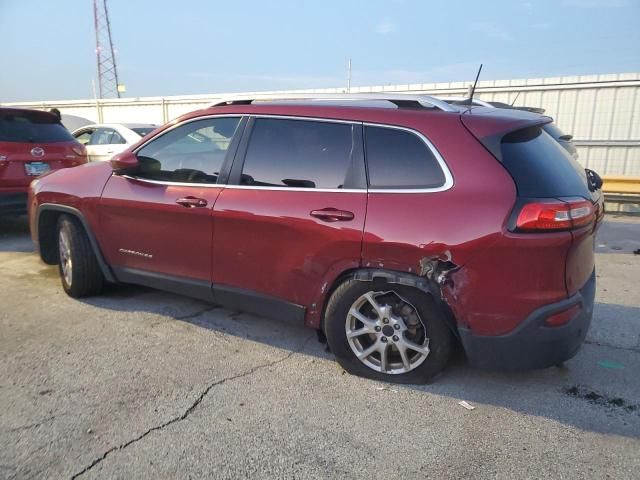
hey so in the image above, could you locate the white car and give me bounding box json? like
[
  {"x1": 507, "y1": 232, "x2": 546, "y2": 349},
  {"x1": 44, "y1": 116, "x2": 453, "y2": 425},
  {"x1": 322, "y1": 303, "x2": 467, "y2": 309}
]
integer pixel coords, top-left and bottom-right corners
[{"x1": 72, "y1": 123, "x2": 157, "y2": 162}]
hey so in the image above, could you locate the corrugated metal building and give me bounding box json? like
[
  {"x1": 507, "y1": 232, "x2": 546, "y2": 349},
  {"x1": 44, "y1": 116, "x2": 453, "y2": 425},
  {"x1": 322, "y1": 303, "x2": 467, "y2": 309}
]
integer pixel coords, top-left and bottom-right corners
[{"x1": 4, "y1": 72, "x2": 639, "y2": 177}]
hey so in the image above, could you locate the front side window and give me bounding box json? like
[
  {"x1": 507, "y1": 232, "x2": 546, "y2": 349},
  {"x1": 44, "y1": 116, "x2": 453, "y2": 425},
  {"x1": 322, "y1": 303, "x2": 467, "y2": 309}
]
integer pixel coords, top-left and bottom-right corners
[
  {"x1": 74, "y1": 129, "x2": 94, "y2": 145},
  {"x1": 241, "y1": 118, "x2": 355, "y2": 189},
  {"x1": 89, "y1": 128, "x2": 117, "y2": 146},
  {"x1": 365, "y1": 126, "x2": 446, "y2": 189},
  {"x1": 135, "y1": 117, "x2": 240, "y2": 184}
]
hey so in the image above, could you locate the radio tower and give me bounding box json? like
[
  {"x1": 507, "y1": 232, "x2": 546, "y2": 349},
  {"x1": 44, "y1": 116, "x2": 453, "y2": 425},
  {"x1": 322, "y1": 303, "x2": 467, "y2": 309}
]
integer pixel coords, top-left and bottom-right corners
[{"x1": 93, "y1": 0, "x2": 121, "y2": 98}]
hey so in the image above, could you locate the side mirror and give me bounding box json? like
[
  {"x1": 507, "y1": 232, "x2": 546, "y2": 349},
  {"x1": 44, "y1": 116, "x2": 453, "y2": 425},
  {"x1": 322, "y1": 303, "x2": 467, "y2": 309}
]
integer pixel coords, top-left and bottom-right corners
[
  {"x1": 110, "y1": 150, "x2": 139, "y2": 174},
  {"x1": 585, "y1": 168, "x2": 603, "y2": 192}
]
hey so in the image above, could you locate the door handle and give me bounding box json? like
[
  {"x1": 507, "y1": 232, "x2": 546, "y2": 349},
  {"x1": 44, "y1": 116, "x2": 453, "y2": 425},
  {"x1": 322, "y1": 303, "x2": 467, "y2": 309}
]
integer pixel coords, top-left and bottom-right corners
[
  {"x1": 310, "y1": 208, "x2": 354, "y2": 222},
  {"x1": 176, "y1": 196, "x2": 208, "y2": 208}
]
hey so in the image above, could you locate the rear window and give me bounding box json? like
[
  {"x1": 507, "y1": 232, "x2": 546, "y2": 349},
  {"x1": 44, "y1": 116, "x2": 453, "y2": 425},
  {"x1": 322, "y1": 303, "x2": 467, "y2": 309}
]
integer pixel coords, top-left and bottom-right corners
[
  {"x1": 364, "y1": 126, "x2": 446, "y2": 189},
  {"x1": 0, "y1": 111, "x2": 74, "y2": 143},
  {"x1": 132, "y1": 127, "x2": 155, "y2": 137},
  {"x1": 501, "y1": 127, "x2": 589, "y2": 198}
]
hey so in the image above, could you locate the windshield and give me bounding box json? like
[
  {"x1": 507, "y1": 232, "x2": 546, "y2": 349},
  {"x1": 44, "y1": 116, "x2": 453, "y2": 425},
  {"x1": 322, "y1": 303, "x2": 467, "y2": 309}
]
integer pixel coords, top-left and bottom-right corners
[{"x1": 132, "y1": 127, "x2": 156, "y2": 137}]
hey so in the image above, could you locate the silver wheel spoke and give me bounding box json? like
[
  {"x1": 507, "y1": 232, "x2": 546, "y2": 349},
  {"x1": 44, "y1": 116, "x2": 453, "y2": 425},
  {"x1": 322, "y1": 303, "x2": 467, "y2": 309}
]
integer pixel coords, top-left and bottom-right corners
[
  {"x1": 357, "y1": 342, "x2": 379, "y2": 360},
  {"x1": 349, "y1": 308, "x2": 377, "y2": 329},
  {"x1": 402, "y1": 338, "x2": 430, "y2": 357},
  {"x1": 396, "y1": 342, "x2": 411, "y2": 370},
  {"x1": 347, "y1": 326, "x2": 375, "y2": 339},
  {"x1": 379, "y1": 343, "x2": 389, "y2": 372},
  {"x1": 59, "y1": 230, "x2": 72, "y2": 285},
  {"x1": 363, "y1": 292, "x2": 384, "y2": 319}
]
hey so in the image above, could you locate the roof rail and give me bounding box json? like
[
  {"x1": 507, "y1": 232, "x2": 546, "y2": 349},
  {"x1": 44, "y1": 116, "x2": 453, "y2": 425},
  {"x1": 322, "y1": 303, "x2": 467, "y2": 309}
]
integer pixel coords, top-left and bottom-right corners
[{"x1": 210, "y1": 92, "x2": 457, "y2": 112}]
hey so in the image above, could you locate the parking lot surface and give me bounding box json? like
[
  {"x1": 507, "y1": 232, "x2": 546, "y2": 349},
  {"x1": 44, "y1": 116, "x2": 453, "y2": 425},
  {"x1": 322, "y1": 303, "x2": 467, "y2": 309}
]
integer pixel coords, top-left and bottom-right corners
[{"x1": 1, "y1": 214, "x2": 639, "y2": 479}]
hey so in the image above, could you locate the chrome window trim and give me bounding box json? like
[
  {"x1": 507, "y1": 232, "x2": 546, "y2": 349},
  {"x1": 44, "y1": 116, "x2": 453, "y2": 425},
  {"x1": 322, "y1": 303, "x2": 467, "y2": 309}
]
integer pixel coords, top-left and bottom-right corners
[
  {"x1": 123, "y1": 113, "x2": 454, "y2": 194},
  {"x1": 120, "y1": 175, "x2": 226, "y2": 188},
  {"x1": 223, "y1": 185, "x2": 364, "y2": 193}
]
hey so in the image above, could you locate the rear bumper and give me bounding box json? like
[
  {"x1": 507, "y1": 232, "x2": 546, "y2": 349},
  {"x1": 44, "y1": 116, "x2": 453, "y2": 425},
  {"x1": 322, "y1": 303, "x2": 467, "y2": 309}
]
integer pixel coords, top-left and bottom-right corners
[
  {"x1": 0, "y1": 191, "x2": 28, "y2": 214},
  {"x1": 458, "y1": 269, "x2": 595, "y2": 371}
]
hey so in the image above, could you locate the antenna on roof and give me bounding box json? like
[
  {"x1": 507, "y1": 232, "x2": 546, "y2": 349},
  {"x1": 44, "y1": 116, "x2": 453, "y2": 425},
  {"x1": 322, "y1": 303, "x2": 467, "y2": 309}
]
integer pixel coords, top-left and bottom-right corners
[
  {"x1": 468, "y1": 64, "x2": 483, "y2": 104},
  {"x1": 510, "y1": 90, "x2": 521, "y2": 106}
]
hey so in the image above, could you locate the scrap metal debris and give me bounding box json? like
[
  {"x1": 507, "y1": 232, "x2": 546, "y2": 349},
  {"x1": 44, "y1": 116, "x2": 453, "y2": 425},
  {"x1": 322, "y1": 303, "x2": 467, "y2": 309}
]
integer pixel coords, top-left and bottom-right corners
[{"x1": 458, "y1": 400, "x2": 476, "y2": 411}]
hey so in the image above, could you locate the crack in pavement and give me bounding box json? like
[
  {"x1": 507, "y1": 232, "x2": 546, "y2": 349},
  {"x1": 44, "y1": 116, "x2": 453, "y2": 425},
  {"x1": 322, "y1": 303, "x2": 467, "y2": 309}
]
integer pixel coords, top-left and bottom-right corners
[
  {"x1": 584, "y1": 339, "x2": 640, "y2": 353},
  {"x1": 70, "y1": 334, "x2": 314, "y2": 479},
  {"x1": 173, "y1": 305, "x2": 222, "y2": 321},
  {"x1": 6, "y1": 416, "x2": 55, "y2": 433}
]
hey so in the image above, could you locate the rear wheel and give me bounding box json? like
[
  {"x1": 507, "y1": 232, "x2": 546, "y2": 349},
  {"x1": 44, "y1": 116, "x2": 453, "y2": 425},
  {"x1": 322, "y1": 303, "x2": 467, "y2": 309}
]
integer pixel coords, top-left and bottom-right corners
[
  {"x1": 57, "y1": 215, "x2": 104, "y2": 297},
  {"x1": 324, "y1": 278, "x2": 452, "y2": 383}
]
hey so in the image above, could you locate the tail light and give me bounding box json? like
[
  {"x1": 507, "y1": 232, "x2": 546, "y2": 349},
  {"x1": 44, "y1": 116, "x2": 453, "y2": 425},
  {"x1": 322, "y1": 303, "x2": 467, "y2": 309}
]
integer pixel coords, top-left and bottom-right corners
[
  {"x1": 70, "y1": 144, "x2": 87, "y2": 157},
  {"x1": 514, "y1": 198, "x2": 596, "y2": 232},
  {"x1": 544, "y1": 304, "x2": 581, "y2": 327}
]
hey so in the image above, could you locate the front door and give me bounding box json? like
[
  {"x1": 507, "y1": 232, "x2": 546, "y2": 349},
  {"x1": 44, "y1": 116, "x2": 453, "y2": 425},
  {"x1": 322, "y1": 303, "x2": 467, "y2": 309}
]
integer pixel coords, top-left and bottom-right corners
[
  {"x1": 212, "y1": 116, "x2": 367, "y2": 320},
  {"x1": 98, "y1": 116, "x2": 244, "y2": 297}
]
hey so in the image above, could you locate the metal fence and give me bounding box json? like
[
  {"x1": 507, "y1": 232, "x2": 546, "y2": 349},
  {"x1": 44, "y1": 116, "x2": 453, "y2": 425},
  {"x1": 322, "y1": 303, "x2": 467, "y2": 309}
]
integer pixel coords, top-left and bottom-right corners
[{"x1": 4, "y1": 72, "x2": 640, "y2": 176}]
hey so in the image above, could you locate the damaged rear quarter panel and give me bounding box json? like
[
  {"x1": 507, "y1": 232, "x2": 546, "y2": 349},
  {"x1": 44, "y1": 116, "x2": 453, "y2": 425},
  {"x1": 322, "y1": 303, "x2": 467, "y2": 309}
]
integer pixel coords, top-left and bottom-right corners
[{"x1": 361, "y1": 114, "x2": 525, "y2": 335}]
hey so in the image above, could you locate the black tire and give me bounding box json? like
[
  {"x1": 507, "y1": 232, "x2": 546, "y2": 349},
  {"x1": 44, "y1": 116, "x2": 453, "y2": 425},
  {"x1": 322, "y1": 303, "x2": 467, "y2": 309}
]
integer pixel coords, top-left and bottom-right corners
[
  {"x1": 57, "y1": 215, "x2": 104, "y2": 298},
  {"x1": 324, "y1": 278, "x2": 452, "y2": 384}
]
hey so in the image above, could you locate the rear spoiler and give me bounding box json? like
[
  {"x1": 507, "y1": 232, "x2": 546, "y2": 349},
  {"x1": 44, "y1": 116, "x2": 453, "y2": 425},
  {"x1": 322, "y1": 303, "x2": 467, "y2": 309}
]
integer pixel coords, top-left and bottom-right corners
[{"x1": 460, "y1": 107, "x2": 553, "y2": 162}]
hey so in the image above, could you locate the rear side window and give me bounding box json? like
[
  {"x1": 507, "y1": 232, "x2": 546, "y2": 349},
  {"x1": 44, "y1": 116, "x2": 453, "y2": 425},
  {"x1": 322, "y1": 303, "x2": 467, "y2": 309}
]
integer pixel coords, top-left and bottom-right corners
[
  {"x1": 0, "y1": 111, "x2": 74, "y2": 143},
  {"x1": 241, "y1": 118, "x2": 355, "y2": 189},
  {"x1": 501, "y1": 127, "x2": 589, "y2": 198},
  {"x1": 364, "y1": 126, "x2": 446, "y2": 189}
]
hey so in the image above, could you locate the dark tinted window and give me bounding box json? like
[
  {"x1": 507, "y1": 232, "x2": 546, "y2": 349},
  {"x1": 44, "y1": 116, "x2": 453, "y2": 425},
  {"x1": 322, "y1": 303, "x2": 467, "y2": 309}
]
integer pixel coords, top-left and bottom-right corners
[
  {"x1": 132, "y1": 127, "x2": 155, "y2": 137},
  {"x1": 136, "y1": 117, "x2": 240, "y2": 184},
  {"x1": 241, "y1": 118, "x2": 355, "y2": 189},
  {"x1": 501, "y1": 127, "x2": 590, "y2": 198},
  {"x1": 0, "y1": 111, "x2": 74, "y2": 143},
  {"x1": 365, "y1": 126, "x2": 446, "y2": 189}
]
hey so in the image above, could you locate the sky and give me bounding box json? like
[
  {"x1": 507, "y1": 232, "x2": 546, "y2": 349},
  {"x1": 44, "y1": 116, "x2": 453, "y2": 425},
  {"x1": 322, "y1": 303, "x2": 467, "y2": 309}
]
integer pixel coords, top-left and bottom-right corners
[{"x1": 1, "y1": 0, "x2": 639, "y2": 102}]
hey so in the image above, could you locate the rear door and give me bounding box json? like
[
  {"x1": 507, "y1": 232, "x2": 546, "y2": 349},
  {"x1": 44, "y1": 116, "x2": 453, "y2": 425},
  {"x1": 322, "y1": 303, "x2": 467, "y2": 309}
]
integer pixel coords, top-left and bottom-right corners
[
  {"x1": 211, "y1": 116, "x2": 367, "y2": 317},
  {"x1": 99, "y1": 116, "x2": 244, "y2": 296}
]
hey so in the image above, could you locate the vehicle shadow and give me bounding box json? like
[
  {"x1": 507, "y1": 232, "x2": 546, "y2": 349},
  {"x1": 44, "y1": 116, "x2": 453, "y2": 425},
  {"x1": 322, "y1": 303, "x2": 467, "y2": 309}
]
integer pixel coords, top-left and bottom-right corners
[
  {"x1": 0, "y1": 214, "x2": 33, "y2": 253},
  {"x1": 81, "y1": 284, "x2": 640, "y2": 440}
]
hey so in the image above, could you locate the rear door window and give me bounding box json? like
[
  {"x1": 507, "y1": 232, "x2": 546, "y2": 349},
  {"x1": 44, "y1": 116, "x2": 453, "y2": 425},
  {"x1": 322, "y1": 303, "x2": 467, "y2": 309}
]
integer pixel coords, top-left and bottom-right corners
[
  {"x1": 135, "y1": 117, "x2": 241, "y2": 184},
  {"x1": 110, "y1": 130, "x2": 127, "y2": 145},
  {"x1": 364, "y1": 125, "x2": 446, "y2": 189},
  {"x1": 240, "y1": 118, "x2": 356, "y2": 189},
  {"x1": 0, "y1": 111, "x2": 74, "y2": 143},
  {"x1": 501, "y1": 127, "x2": 590, "y2": 198}
]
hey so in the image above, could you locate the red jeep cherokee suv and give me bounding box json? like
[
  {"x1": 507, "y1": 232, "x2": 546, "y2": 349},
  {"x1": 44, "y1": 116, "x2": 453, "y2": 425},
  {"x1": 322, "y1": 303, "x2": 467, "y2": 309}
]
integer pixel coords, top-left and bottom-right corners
[
  {"x1": 1, "y1": 108, "x2": 87, "y2": 213},
  {"x1": 29, "y1": 94, "x2": 603, "y2": 383}
]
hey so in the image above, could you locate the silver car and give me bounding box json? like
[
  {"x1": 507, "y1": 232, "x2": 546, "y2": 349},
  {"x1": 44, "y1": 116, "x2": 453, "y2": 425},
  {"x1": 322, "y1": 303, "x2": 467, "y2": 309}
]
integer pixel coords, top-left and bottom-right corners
[{"x1": 72, "y1": 123, "x2": 157, "y2": 162}]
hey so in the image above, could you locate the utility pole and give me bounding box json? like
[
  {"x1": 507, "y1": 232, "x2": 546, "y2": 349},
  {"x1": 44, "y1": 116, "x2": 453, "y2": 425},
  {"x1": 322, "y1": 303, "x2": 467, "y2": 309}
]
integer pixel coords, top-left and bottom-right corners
[
  {"x1": 347, "y1": 57, "x2": 352, "y2": 93},
  {"x1": 93, "y1": 0, "x2": 122, "y2": 98}
]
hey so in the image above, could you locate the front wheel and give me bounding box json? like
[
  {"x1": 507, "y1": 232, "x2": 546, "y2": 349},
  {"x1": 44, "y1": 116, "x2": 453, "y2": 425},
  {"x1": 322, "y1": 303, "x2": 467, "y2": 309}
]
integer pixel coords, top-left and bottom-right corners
[
  {"x1": 57, "y1": 215, "x2": 104, "y2": 298},
  {"x1": 324, "y1": 279, "x2": 452, "y2": 383}
]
